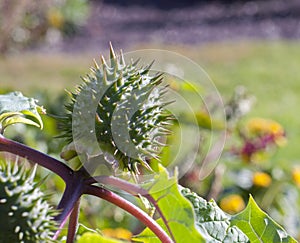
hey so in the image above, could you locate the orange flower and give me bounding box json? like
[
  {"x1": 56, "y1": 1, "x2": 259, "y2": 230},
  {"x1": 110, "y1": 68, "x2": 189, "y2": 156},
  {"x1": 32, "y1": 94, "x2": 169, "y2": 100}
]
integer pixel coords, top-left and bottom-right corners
[
  {"x1": 246, "y1": 118, "x2": 287, "y2": 146},
  {"x1": 102, "y1": 228, "x2": 132, "y2": 240},
  {"x1": 219, "y1": 194, "x2": 245, "y2": 214},
  {"x1": 252, "y1": 171, "x2": 272, "y2": 187},
  {"x1": 247, "y1": 118, "x2": 285, "y2": 137},
  {"x1": 47, "y1": 9, "x2": 64, "y2": 29},
  {"x1": 292, "y1": 168, "x2": 300, "y2": 187}
]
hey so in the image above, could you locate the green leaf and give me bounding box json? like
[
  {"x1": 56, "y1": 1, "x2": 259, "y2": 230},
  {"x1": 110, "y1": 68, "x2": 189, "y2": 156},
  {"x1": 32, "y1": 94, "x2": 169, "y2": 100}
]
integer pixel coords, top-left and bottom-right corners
[
  {"x1": 77, "y1": 232, "x2": 126, "y2": 243},
  {"x1": 133, "y1": 166, "x2": 204, "y2": 242},
  {"x1": 231, "y1": 195, "x2": 297, "y2": 243},
  {"x1": 132, "y1": 219, "x2": 167, "y2": 243},
  {"x1": 0, "y1": 91, "x2": 45, "y2": 132},
  {"x1": 181, "y1": 187, "x2": 249, "y2": 243}
]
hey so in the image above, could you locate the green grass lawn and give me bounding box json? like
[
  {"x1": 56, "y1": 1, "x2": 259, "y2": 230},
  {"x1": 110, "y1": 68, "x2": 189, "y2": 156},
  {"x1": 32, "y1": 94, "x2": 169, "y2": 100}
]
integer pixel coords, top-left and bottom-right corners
[
  {"x1": 1, "y1": 41, "x2": 299, "y2": 164},
  {"x1": 0, "y1": 53, "x2": 93, "y2": 92}
]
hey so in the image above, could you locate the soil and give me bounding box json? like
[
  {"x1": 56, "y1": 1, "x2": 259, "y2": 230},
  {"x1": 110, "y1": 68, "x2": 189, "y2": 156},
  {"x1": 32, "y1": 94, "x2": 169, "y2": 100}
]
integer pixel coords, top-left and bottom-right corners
[{"x1": 42, "y1": 0, "x2": 300, "y2": 53}]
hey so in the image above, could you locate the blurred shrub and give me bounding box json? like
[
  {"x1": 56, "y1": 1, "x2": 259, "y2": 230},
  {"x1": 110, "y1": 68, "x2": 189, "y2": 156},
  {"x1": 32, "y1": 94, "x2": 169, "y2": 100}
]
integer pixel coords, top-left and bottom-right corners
[
  {"x1": 170, "y1": 83, "x2": 300, "y2": 239},
  {"x1": 0, "y1": 0, "x2": 89, "y2": 54}
]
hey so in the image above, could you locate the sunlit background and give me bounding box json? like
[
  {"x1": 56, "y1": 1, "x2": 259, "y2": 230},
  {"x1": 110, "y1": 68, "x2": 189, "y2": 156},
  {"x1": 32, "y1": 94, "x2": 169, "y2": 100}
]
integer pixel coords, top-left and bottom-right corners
[{"x1": 1, "y1": 0, "x2": 300, "y2": 240}]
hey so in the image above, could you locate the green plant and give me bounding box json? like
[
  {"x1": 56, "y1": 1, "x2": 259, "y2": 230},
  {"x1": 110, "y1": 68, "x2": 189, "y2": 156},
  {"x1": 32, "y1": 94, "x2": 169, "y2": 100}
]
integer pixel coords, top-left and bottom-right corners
[{"x1": 0, "y1": 45, "x2": 297, "y2": 242}]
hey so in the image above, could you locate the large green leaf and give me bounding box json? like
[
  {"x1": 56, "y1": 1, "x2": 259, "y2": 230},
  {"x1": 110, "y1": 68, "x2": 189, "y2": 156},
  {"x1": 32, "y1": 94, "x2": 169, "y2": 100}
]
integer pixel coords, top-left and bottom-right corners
[
  {"x1": 231, "y1": 195, "x2": 297, "y2": 243},
  {"x1": 133, "y1": 167, "x2": 204, "y2": 242},
  {"x1": 120, "y1": 167, "x2": 295, "y2": 242},
  {"x1": 0, "y1": 92, "x2": 44, "y2": 132},
  {"x1": 181, "y1": 187, "x2": 249, "y2": 243}
]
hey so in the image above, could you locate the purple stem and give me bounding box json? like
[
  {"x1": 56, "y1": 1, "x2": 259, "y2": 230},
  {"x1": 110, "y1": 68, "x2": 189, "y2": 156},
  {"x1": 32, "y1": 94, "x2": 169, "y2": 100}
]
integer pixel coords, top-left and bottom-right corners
[
  {"x1": 55, "y1": 173, "x2": 84, "y2": 222},
  {"x1": 0, "y1": 134, "x2": 73, "y2": 183},
  {"x1": 53, "y1": 183, "x2": 83, "y2": 240},
  {"x1": 83, "y1": 184, "x2": 173, "y2": 243},
  {"x1": 85, "y1": 176, "x2": 175, "y2": 242},
  {"x1": 67, "y1": 199, "x2": 81, "y2": 243},
  {"x1": 53, "y1": 172, "x2": 85, "y2": 240}
]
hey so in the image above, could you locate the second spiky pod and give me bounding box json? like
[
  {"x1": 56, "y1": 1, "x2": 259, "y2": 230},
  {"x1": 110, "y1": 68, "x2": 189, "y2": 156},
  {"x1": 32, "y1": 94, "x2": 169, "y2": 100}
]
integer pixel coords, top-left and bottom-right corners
[
  {"x1": 0, "y1": 160, "x2": 57, "y2": 243},
  {"x1": 60, "y1": 44, "x2": 171, "y2": 174}
]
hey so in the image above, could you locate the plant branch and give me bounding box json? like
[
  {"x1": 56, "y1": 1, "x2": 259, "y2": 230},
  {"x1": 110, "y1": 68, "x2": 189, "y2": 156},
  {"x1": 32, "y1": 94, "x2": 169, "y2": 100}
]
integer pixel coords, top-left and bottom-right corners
[
  {"x1": 55, "y1": 174, "x2": 84, "y2": 222},
  {"x1": 0, "y1": 135, "x2": 173, "y2": 242},
  {"x1": 67, "y1": 199, "x2": 81, "y2": 243},
  {"x1": 0, "y1": 134, "x2": 73, "y2": 183},
  {"x1": 53, "y1": 173, "x2": 84, "y2": 240},
  {"x1": 83, "y1": 184, "x2": 173, "y2": 243},
  {"x1": 85, "y1": 175, "x2": 175, "y2": 242},
  {"x1": 85, "y1": 175, "x2": 148, "y2": 195}
]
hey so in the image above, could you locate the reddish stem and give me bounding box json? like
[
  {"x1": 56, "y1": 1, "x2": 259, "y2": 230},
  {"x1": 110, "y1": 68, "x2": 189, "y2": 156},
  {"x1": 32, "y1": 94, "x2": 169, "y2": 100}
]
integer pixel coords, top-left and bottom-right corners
[
  {"x1": 85, "y1": 175, "x2": 175, "y2": 242},
  {"x1": 0, "y1": 134, "x2": 73, "y2": 183},
  {"x1": 85, "y1": 175, "x2": 147, "y2": 195},
  {"x1": 67, "y1": 199, "x2": 81, "y2": 243},
  {"x1": 55, "y1": 170, "x2": 86, "y2": 223},
  {"x1": 53, "y1": 179, "x2": 83, "y2": 240},
  {"x1": 84, "y1": 184, "x2": 173, "y2": 243}
]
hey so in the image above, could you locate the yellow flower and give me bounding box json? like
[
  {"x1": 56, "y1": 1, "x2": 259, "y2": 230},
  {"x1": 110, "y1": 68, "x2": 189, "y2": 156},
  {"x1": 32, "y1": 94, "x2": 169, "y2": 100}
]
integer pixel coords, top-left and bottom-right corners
[
  {"x1": 102, "y1": 228, "x2": 132, "y2": 240},
  {"x1": 247, "y1": 118, "x2": 284, "y2": 136},
  {"x1": 219, "y1": 194, "x2": 245, "y2": 214},
  {"x1": 292, "y1": 168, "x2": 300, "y2": 187},
  {"x1": 252, "y1": 171, "x2": 272, "y2": 187},
  {"x1": 47, "y1": 9, "x2": 64, "y2": 29},
  {"x1": 246, "y1": 118, "x2": 286, "y2": 146}
]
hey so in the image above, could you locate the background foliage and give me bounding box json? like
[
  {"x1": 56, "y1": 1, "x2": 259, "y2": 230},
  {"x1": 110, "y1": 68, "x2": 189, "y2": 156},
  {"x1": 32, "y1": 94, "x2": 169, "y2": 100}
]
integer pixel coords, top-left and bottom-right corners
[
  {"x1": 0, "y1": 0, "x2": 89, "y2": 54},
  {"x1": 0, "y1": 41, "x2": 299, "y2": 241}
]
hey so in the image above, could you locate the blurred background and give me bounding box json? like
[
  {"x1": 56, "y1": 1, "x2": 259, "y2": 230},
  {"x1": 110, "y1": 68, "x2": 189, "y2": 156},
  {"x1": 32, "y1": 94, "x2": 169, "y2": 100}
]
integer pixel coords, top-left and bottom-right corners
[
  {"x1": 2, "y1": 0, "x2": 300, "y2": 53},
  {"x1": 1, "y1": 0, "x2": 300, "y2": 240}
]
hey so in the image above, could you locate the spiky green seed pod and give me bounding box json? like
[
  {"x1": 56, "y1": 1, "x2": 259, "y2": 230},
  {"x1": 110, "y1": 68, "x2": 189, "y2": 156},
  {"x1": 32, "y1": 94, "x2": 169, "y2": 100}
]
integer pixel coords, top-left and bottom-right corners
[
  {"x1": 60, "y1": 44, "x2": 171, "y2": 173},
  {"x1": 0, "y1": 160, "x2": 57, "y2": 243}
]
